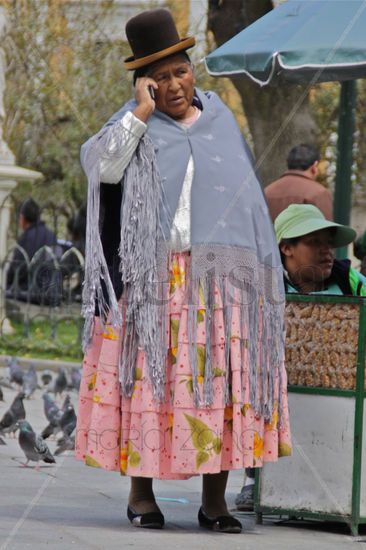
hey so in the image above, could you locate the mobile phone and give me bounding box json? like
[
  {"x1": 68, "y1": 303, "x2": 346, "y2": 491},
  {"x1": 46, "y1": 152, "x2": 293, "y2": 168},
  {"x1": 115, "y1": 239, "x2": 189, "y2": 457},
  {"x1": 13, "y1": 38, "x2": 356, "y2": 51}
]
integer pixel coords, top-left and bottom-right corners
[{"x1": 148, "y1": 85, "x2": 155, "y2": 100}]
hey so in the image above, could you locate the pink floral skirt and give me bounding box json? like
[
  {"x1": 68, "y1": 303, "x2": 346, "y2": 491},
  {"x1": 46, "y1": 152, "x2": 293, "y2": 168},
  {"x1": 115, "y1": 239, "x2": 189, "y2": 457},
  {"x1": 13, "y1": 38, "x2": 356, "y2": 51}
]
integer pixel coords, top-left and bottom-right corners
[{"x1": 76, "y1": 252, "x2": 291, "y2": 479}]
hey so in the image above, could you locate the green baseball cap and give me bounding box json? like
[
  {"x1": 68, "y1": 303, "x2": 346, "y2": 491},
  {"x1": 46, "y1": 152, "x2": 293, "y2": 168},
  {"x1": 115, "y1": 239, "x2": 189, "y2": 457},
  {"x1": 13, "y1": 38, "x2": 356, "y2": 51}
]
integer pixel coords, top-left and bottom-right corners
[{"x1": 274, "y1": 204, "x2": 356, "y2": 248}]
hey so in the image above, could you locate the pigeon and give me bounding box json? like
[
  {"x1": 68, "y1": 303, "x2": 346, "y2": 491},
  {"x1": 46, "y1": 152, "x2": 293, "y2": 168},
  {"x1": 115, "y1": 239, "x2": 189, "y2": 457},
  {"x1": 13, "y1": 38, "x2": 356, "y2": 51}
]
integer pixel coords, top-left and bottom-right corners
[
  {"x1": 0, "y1": 385, "x2": 3, "y2": 401},
  {"x1": 10, "y1": 392, "x2": 26, "y2": 420},
  {"x1": 0, "y1": 392, "x2": 26, "y2": 436},
  {"x1": 41, "y1": 370, "x2": 53, "y2": 387},
  {"x1": 60, "y1": 403, "x2": 77, "y2": 438},
  {"x1": 41, "y1": 393, "x2": 63, "y2": 439},
  {"x1": 69, "y1": 366, "x2": 81, "y2": 392},
  {"x1": 22, "y1": 365, "x2": 38, "y2": 399},
  {"x1": 7, "y1": 357, "x2": 24, "y2": 387},
  {"x1": 18, "y1": 420, "x2": 55, "y2": 469},
  {"x1": 53, "y1": 403, "x2": 76, "y2": 455},
  {"x1": 61, "y1": 394, "x2": 71, "y2": 411},
  {"x1": 53, "y1": 367, "x2": 67, "y2": 397},
  {"x1": 54, "y1": 434, "x2": 75, "y2": 456},
  {"x1": 42, "y1": 392, "x2": 62, "y2": 423}
]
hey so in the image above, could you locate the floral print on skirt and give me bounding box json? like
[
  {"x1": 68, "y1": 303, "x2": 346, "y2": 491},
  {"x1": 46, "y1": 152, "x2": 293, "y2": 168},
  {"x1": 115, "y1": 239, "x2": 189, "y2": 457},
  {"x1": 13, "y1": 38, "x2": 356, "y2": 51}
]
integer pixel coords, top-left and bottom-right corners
[{"x1": 76, "y1": 252, "x2": 291, "y2": 479}]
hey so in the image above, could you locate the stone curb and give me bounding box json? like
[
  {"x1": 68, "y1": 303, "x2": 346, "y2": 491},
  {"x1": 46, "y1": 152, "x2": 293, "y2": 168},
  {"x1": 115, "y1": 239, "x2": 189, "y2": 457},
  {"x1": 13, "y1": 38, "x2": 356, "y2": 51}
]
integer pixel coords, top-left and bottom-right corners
[{"x1": 0, "y1": 354, "x2": 81, "y2": 372}]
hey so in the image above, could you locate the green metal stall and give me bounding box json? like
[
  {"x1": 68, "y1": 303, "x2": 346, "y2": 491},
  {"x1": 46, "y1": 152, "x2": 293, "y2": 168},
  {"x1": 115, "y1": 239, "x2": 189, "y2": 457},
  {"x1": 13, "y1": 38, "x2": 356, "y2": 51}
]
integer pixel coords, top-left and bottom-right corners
[{"x1": 255, "y1": 294, "x2": 366, "y2": 536}]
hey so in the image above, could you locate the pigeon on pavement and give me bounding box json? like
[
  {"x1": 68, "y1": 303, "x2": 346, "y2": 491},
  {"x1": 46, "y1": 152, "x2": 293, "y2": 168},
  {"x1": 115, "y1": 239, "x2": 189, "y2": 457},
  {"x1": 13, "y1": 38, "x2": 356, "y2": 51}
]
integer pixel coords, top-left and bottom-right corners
[
  {"x1": 23, "y1": 365, "x2": 38, "y2": 399},
  {"x1": 54, "y1": 434, "x2": 75, "y2": 455},
  {"x1": 41, "y1": 370, "x2": 53, "y2": 387},
  {"x1": 60, "y1": 403, "x2": 77, "y2": 438},
  {"x1": 0, "y1": 392, "x2": 26, "y2": 436},
  {"x1": 7, "y1": 357, "x2": 24, "y2": 387},
  {"x1": 53, "y1": 403, "x2": 76, "y2": 455},
  {"x1": 10, "y1": 391, "x2": 26, "y2": 420},
  {"x1": 61, "y1": 394, "x2": 71, "y2": 411},
  {"x1": 69, "y1": 367, "x2": 81, "y2": 392},
  {"x1": 53, "y1": 367, "x2": 67, "y2": 397},
  {"x1": 18, "y1": 420, "x2": 55, "y2": 469},
  {"x1": 41, "y1": 393, "x2": 63, "y2": 439},
  {"x1": 42, "y1": 392, "x2": 62, "y2": 422}
]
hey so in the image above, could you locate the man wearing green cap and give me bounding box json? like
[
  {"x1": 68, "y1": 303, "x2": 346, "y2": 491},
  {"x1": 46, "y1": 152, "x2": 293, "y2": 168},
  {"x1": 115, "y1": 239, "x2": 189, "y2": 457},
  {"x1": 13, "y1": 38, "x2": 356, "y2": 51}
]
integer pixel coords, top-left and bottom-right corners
[{"x1": 275, "y1": 204, "x2": 366, "y2": 295}]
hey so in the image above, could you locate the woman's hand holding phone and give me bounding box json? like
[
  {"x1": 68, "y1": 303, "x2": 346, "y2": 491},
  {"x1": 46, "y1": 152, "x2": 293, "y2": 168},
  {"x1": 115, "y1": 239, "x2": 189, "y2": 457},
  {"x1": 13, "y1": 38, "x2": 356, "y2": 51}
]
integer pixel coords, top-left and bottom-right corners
[{"x1": 133, "y1": 77, "x2": 158, "y2": 122}]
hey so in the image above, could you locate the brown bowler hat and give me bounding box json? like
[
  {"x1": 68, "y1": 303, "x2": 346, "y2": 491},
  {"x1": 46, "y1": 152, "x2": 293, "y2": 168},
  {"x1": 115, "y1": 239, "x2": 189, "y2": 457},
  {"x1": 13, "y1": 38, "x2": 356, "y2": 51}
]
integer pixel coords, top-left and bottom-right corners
[{"x1": 124, "y1": 8, "x2": 195, "y2": 71}]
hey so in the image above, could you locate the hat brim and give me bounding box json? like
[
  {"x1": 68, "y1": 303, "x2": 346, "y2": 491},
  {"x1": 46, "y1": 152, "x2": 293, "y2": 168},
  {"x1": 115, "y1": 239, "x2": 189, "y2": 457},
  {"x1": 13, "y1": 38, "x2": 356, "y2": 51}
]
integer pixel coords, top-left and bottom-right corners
[
  {"x1": 281, "y1": 218, "x2": 356, "y2": 248},
  {"x1": 124, "y1": 36, "x2": 195, "y2": 70}
]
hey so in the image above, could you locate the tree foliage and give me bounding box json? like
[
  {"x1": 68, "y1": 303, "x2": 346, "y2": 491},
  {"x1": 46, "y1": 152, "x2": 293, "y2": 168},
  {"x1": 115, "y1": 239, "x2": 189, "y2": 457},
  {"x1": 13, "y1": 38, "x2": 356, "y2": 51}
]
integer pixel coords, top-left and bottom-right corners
[
  {"x1": 3, "y1": 0, "x2": 132, "y2": 235},
  {"x1": 207, "y1": 0, "x2": 318, "y2": 185}
]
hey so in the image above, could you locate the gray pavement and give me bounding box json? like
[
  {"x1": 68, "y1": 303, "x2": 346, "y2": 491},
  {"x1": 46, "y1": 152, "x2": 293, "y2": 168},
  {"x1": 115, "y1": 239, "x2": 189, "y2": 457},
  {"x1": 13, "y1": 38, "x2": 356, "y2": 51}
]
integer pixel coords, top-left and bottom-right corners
[{"x1": 0, "y1": 368, "x2": 362, "y2": 549}]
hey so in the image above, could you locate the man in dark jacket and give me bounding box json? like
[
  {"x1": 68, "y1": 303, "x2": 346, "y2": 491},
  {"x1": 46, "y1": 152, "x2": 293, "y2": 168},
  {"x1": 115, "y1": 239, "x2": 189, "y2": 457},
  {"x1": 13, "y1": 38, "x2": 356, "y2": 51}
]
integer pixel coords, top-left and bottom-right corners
[{"x1": 7, "y1": 198, "x2": 57, "y2": 290}]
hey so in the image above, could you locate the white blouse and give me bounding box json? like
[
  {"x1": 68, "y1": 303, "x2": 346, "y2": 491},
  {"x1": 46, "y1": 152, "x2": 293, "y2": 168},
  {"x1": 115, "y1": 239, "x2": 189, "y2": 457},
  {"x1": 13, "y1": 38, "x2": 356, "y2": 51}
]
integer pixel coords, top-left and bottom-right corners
[{"x1": 99, "y1": 110, "x2": 197, "y2": 252}]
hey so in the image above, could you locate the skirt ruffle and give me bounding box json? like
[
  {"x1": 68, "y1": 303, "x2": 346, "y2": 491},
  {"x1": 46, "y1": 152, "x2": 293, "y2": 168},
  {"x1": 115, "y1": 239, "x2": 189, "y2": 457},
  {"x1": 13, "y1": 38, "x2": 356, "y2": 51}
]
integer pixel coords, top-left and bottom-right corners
[{"x1": 76, "y1": 252, "x2": 291, "y2": 478}]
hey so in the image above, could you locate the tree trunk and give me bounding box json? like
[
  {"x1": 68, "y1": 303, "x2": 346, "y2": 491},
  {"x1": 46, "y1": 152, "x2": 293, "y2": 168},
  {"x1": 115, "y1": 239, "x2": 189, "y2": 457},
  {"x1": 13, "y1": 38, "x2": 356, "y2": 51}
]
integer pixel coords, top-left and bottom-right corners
[{"x1": 207, "y1": 0, "x2": 318, "y2": 186}]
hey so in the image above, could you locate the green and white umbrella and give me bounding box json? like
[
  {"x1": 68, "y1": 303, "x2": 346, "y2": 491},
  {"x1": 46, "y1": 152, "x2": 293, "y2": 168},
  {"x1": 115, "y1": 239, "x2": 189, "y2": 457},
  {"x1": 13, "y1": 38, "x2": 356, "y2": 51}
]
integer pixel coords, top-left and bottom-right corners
[
  {"x1": 205, "y1": 0, "x2": 366, "y2": 247},
  {"x1": 206, "y1": 0, "x2": 366, "y2": 84}
]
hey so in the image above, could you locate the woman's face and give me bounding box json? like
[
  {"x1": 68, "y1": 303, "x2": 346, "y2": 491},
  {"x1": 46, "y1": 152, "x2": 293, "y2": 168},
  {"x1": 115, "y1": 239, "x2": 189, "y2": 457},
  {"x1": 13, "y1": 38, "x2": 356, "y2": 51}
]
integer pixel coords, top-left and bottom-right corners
[
  {"x1": 147, "y1": 55, "x2": 195, "y2": 120},
  {"x1": 280, "y1": 228, "x2": 335, "y2": 287}
]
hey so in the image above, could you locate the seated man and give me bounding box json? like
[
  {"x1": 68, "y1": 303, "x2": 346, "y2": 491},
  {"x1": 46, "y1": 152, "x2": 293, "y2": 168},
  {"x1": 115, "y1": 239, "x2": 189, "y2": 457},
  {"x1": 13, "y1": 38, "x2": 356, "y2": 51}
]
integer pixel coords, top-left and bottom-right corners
[
  {"x1": 235, "y1": 203, "x2": 365, "y2": 512},
  {"x1": 6, "y1": 198, "x2": 57, "y2": 292},
  {"x1": 275, "y1": 204, "x2": 366, "y2": 295}
]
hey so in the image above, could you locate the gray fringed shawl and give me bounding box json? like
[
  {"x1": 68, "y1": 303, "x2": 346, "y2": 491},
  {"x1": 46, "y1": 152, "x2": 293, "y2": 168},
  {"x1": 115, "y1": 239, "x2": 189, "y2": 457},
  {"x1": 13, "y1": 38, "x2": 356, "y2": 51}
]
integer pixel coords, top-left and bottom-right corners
[{"x1": 81, "y1": 89, "x2": 286, "y2": 422}]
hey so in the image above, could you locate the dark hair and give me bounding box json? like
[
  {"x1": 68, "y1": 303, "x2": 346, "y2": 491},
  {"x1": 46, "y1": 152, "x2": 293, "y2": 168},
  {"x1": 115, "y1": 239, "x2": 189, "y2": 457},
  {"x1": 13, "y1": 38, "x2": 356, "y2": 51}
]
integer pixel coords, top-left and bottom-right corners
[
  {"x1": 279, "y1": 237, "x2": 300, "y2": 265},
  {"x1": 19, "y1": 198, "x2": 40, "y2": 224},
  {"x1": 280, "y1": 237, "x2": 300, "y2": 247},
  {"x1": 287, "y1": 144, "x2": 320, "y2": 171},
  {"x1": 133, "y1": 52, "x2": 191, "y2": 85}
]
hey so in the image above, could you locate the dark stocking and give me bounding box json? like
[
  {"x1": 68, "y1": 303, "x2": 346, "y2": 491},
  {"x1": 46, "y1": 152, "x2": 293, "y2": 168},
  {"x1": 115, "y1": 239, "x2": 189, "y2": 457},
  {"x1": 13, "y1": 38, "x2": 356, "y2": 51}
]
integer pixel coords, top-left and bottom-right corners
[
  {"x1": 202, "y1": 471, "x2": 230, "y2": 517},
  {"x1": 128, "y1": 477, "x2": 161, "y2": 514}
]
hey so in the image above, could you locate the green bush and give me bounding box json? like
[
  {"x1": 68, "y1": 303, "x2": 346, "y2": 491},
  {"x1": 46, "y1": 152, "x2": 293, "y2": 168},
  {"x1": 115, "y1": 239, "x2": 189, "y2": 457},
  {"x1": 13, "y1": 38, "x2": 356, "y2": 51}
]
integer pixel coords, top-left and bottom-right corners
[{"x1": 0, "y1": 319, "x2": 83, "y2": 362}]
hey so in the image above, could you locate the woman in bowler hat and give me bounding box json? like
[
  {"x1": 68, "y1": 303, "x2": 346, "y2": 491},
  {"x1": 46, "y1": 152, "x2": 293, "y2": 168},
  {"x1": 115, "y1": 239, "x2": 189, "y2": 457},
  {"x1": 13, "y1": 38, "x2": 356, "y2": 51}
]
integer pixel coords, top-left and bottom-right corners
[{"x1": 76, "y1": 8, "x2": 291, "y2": 533}]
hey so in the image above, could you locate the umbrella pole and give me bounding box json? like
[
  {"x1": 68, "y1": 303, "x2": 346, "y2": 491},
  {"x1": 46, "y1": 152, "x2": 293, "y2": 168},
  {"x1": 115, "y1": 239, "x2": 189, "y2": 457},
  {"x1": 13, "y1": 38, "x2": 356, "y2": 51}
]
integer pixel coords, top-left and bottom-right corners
[{"x1": 334, "y1": 80, "x2": 357, "y2": 259}]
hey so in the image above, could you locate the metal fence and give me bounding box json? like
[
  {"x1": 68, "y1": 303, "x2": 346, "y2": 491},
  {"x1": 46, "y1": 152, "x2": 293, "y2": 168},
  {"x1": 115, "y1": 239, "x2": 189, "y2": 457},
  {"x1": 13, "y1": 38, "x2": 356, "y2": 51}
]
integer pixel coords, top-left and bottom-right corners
[{"x1": 1, "y1": 199, "x2": 85, "y2": 344}]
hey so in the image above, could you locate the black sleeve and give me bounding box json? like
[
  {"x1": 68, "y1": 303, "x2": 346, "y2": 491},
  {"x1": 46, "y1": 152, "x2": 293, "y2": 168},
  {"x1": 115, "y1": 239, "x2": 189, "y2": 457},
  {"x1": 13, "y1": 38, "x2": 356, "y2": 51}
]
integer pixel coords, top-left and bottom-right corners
[{"x1": 95, "y1": 182, "x2": 123, "y2": 315}]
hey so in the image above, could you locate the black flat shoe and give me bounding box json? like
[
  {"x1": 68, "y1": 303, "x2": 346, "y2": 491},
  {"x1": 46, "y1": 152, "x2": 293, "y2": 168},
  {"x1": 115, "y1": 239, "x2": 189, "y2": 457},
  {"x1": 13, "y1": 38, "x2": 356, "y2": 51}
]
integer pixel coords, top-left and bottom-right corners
[
  {"x1": 198, "y1": 507, "x2": 242, "y2": 533},
  {"x1": 127, "y1": 505, "x2": 165, "y2": 529}
]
